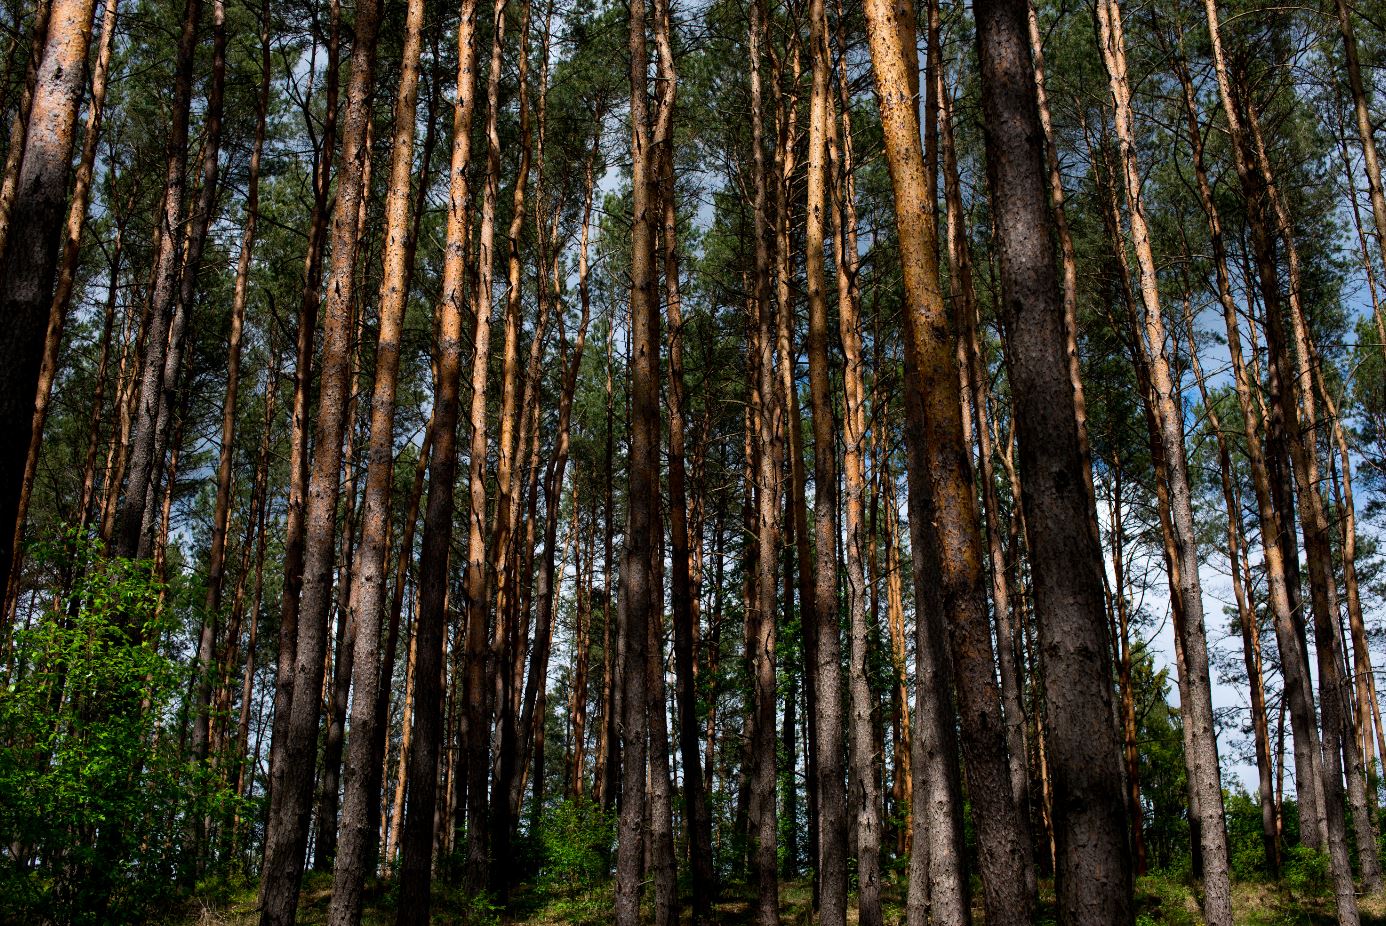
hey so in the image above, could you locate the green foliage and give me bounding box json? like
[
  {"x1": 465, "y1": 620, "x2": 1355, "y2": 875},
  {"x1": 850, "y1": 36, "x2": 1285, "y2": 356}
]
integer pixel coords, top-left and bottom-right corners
[
  {"x1": 534, "y1": 798, "x2": 614, "y2": 894},
  {"x1": 1225, "y1": 788, "x2": 1275, "y2": 881},
  {"x1": 1281, "y1": 846, "x2": 1331, "y2": 899},
  {"x1": 0, "y1": 533, "x2": 241, "y2": 925},
  {"x1": 1133, "y1": 873, "x2": 1201, "y2": 926}
]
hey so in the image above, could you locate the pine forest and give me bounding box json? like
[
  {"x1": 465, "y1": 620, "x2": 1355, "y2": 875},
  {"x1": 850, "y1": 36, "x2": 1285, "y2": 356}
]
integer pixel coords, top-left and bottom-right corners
[{"x1": 7, "y1": 0, "x2": 1386, "y2": 920}]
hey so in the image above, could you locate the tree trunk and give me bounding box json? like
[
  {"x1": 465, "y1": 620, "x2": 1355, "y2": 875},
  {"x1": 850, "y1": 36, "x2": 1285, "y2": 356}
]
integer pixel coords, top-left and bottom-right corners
[
  {"x1": 256, "y1": 0, "x2": 380, "y2": 917},
  {"x1": 325, "y1": 0, "x2": 425, "y2": 915},
  {"x1": 744, "y1": 5, "x2": 780, "y2": 924},
  {"x1": 266, "y1": 0, "x2": 341, "y2": 835},
  {"x1": 1168, "y1": 35, "x2": 1328, "y2": 857},
  {"x1": 615, "y1": 0, "x2": 660, "y2": 916},
  {"x1": 0, "y1": 0, "x2": 98, "y2": 605},
  {"x1": 1094, "y1": 3, "x2": 1231, "y2": 918},
  {"x1": 972, "y1": 0, "x2": 1134, "y2": 918},
  {"x1": 1185, "y1": 300, "x2": 1279, "y2": 875},
  {"x1": 866, "y1": 0, "x2": 1035, "y2": 921},
  {"x1": 393, "y1": 0, "x2": 480, "y2": 916},
  {"x1": 3, "y1": 0, "x2": 116, "y2": 614}
]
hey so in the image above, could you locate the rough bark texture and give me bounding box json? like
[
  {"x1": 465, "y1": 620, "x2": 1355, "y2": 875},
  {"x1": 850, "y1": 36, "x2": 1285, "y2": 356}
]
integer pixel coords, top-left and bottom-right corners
[
  {"x1": 744, "y1": 7, "x2": 782, "y2": 923},
  {"x1": 972, "y1": 0, "x2": 1134, "y2": 919},
  {"x1": 393, "y1": 0, "x2": 479, "y2": 916},
  {"x1": 256, "y1": 0, "x2": 380, "y2": 918},
  {"x1": 615, "y1": 0, "x2": 659, "y2": 916},
  {"x1": 326, "y1": 0, "x2": 425, "y2": 917}
]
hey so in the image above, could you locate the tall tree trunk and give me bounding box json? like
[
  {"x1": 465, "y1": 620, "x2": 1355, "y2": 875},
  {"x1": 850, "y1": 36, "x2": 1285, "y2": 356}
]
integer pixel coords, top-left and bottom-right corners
[
  {"x1": 456, "y1": 0, "x2": 505, "y2": 894},
  {"x1": 266, "y1": 0, "x2": 341, "y2": 834},
  {"x1": 972, "y1": 0, "x2": 1134, "y2": 919},
  {"x1": 189, "y1": 0, "x2": 245, "y2": 800},
  {"x1": 615, "y1": 0, "x2": 660, "y2": 915},
  {"x1": 4, "y1": 0, "x2": 116, "y2": 613},
  {"x1": 865, "y1": 0, "x2": 1034, "y2": 921},
  {"x1": 0, "y1": 0, "x2": 98, "y2": 605},
  {"x1": 1185, "y1": 299, "x2": 1279, "y2": 875},
  {"x1": 654, "y1": 0, "x2": 712, "y2": 911},
  {"x1": 937, "y1": 51, "x2": 1035, "y2": 894},
  {"x1": 1168, "y1": 36, "x2": 1327, "y2": 857},
  {"x1": 113, "y1": 0, "x2": 206, "y2": 562},
  {"x1": 1093, "y1": 2, "x2": 1231, "y2": 917},
  {"x1": 802, "y1": 0, "x2": 874, "y2": 919},
  {"x1": 326, "y1": 0, "x2": 425, "y2": 916},
  {"x1": 256, "y1": 0, "x2": 380, "y2": 917},
  {"x1": 485, "y1": 0, "x2": 531, "y2": 888},
  {"x1": 393, "y1": 0, "x2": 480, "y2": 916}
]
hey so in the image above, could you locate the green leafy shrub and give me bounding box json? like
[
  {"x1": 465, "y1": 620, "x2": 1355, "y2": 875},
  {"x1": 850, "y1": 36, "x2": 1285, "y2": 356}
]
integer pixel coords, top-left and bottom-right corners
[
  {"x1": 0, "y1": 534, "x2": 239, "y2": 924},
  {"x1": 535, "y1": 797, "x2": 614, "y2": 894},
  {"x1": 1282, "y1": 845, "x2": 1330, "y2": 898}
]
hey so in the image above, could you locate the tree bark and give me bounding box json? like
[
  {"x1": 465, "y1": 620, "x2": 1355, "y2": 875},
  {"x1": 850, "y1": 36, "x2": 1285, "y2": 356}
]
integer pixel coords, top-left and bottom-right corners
[
  {"x1": 393, "y1": 0, "x2": 480, "y2": 916},
  {"x1": 972, "y1": 0, "x2": 1134, "y2": 918},
  {"x1": 0, "y1": 0, "x2": 98, "y2": 606},
  {"x1": 4, "y1": 0, "x2": 116, "y2": 615},
  {"x1": 326, "y1": 0, "x2": 425, "y2": 915},
  {"x1": 1093, "y1": 3, "x2": 1231, "y2": 918},
  {"x1": 256, "y1": 0, "x2": 380, "y2": 917},
  {"x1": 615, "y1": 0, "x2": 660, "y2": 916}
]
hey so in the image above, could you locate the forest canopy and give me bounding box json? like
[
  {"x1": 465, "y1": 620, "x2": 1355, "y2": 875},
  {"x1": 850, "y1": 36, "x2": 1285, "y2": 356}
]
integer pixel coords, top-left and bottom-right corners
[{"x1": 2, "y1": 0, "x2": 1386, "y2": 921}]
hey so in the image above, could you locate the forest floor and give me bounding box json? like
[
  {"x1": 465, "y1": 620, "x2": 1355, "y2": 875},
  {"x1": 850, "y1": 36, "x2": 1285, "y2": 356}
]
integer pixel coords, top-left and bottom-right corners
[{"x1": 171, "y1": 870, "x2": 1386, "y2": 925}]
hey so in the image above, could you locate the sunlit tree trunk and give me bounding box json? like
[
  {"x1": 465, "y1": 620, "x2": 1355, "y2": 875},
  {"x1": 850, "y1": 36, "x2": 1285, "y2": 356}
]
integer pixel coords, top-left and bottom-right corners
[
  {"x1": 1094, "y1": 2, "x2": 1231, "y2": 917},
  {"x1": 865, "y1": 0, "x2": 1034, "y2": 920},
  {"x1": 4, "y1": 0, "x2": 116, "y2": 613},
  {"x1": 0, "y1": 0, "x2": 98, "y2": 606},
  {"x1": 1169, "y1": 37, "x2": 1326, "y2": 859},
  {"x1": 393, "y1": 0, "x2": 479, "y2": 916}
]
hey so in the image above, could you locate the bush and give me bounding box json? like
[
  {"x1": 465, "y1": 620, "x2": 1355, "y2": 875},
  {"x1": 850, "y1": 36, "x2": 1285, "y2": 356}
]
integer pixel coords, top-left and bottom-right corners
[
  {"x1": 534, "y1": 797, "x2": 614, "y2": 895},
  {"x1": 0, "y1": 534, "x2": 239, "y2": 924},
  {"x1": 1282, "y1": 845, "x2": 1330, "y2": 898}
]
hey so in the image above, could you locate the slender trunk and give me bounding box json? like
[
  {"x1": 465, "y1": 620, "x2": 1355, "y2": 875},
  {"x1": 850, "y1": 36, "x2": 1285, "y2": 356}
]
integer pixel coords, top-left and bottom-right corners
[
  {"x1": 615, "y1": 0, "x2": 660, "y2": 916},
  {"x1": 654, "y1": 1, "x2": 712, "y2": 910},
  {"x1": 113, "y1": 0, "x2": 206, "y2": 562},
  {"x1": 257, "y1": 0, "x2": 380, "y2": 917},
  {"x1": 191, "y1": 0, "x2": 248, "y2": 790},
  {"x1": 1168, "y1": 36, "x2": 1328, "y2": 855},
  {"x1": 1186, "y1": 300, "x2": 1279, "y2": 875},
  {"x1": 266, "y1": 0, "x2": 341, "y2": 833},
  {"x1": 1094, "y1": 3, "x2": 1231, "y2": 917},
  {"x1": 743, "y1": 6, "x2": 781, "y2": 924},
  {"x1": 393, "y1": 0, "x2": 479, "y2": 917}
]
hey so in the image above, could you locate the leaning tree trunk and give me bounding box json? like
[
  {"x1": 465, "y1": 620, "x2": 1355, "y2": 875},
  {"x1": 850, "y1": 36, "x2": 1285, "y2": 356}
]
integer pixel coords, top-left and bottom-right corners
[
  {"x1": 1169, "y1": 37, "x2": 1326, "y2": 859},
  {"x1": 1094, "y1": 1, "x2": 1232, "y2": 918},
  {"x1": 0, "y1": 0, "x2": 99, "y2": 607},
  {"x1": 4, "y1": 0, "x2": 117, "y2": 615},
  {"x1": 972, "y1": 0, "x2": 1135, "y2": 919}
]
